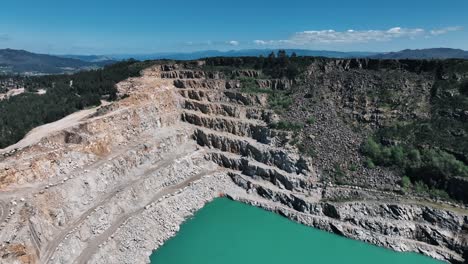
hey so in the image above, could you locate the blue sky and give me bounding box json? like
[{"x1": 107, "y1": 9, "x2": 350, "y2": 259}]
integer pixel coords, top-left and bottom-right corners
[{"x1": 1, "y1": 0, "x2": 467, "y2": 54}]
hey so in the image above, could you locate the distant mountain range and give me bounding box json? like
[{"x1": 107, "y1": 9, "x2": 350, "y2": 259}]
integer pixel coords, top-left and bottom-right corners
[
  {"x1": 1, "y1": 48, "x2": 467, "y2": 75},
  {"x1": 371, "y1": 48, "x2": 468, "y2": 59},
  {"x1": 112, "y1": 48, "x2": 468, "y2": 61},
  {"x1": 110, "y1": 49, "x2": 379, "y2": 61},
  {"x1": 0, "y1": 49, "x2": 115, "y2": 75},
  {"x1": 59, "y1": 54, "x2": 115, "y2": 63}
]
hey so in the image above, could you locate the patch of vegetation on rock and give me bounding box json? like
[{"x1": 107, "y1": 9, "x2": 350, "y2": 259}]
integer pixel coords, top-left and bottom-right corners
[{"x1": 362, "y1": 138, "x2": 468, "y2": 201}]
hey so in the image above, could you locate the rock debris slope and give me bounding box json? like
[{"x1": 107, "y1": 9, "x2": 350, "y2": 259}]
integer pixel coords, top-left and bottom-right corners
[{"x1": 0, "y1": 63, "x2": 466, "y2": 264}]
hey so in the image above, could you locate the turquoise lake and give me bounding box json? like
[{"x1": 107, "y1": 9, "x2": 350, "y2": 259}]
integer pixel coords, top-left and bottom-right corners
[{"x1": 150, "y1": 198, "x2": 443, "y2": 264}]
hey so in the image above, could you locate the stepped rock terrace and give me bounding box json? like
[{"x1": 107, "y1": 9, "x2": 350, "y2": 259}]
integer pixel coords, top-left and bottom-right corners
[{"x1": 0, "y1": 61, "x2": 466, "y2": 264}]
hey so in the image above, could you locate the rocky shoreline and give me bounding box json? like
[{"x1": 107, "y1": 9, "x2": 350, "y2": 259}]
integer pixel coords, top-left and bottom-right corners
[{"x1": 91, "y1": 171, "x2": 466, "y2": 264}]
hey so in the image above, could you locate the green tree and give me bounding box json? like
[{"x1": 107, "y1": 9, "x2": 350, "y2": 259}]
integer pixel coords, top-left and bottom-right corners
[
  {"x1": 277, "y1": 50, "x2": 287, "y2": 58},
  {"x1": 401, "y1": 176, "x2": 412, "y2": 190},
  {"x1": 460, "y1": 80, "x2": 468, "y2": 96}
]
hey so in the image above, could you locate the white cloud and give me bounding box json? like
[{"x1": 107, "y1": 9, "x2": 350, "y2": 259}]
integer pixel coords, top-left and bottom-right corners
[
  {"x1": 184, "y1": 26, "x2": 463, "y2": 49},
  {"x1": 430, "y1": 26, "x2": 463, "y2": 36},
  {"x1": 254, "y1": 39, "x2": 290, "y2": 45},
  {"x1": 185, "y1": 40, "x2": 240, "y2": 47},
  {"x1": 254, "y1": 26, "x2": 462, "y2": 46},
  {"x1": 185, "y1": 40, "x2": 214, "y2": 46},
  {"x1": 293, "y1": 28, "x2": 415, "y2": 44},
  {"x1": 227, "y1": 40, "x2": 239, "y2": 46}
]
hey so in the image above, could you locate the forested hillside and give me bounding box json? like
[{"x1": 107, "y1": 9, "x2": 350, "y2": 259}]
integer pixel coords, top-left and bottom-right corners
[{"x1": 0, "y1": 49, "x2": 116, "y2": 74}]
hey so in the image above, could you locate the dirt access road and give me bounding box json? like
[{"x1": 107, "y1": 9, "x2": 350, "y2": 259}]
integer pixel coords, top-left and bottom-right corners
[{"x1": 0, "y1": 101, "x2": 110, "y2": 154}]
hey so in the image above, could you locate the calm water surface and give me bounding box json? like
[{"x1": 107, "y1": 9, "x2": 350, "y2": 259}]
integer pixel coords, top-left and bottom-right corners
[{"x1": 150, "y1": 198, "x2": 443, "y2": 264}]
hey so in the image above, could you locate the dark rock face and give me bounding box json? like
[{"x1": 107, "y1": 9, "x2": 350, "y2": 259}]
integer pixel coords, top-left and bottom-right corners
[
  {"x1": 422, "y1": 207, "x2": 461, "y2": 231},
  {"x1": 329, "y1": 223, "x2": 345, "y2": 236},
  {"x1": 322, "y1": 203, "x2": 340, "y2": 219},
  {"x1": 193, "y1": 129, "x2": 309, "y2": 174},
  {"x1": 448, "y1": 178, "x2": 468, "y2": 203},
  {"x1": 463, "y1": 249, "x2": 468, "y2": 264},
  {"x1": 63, "y1": 131, "x2": 83, "y2": 144}
]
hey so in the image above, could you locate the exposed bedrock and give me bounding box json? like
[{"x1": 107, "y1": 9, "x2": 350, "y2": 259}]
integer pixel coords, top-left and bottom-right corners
[
  {"x1": 209, "y1": 151, "x2": 309, "y2": 191},
  {"x1": 182, "y1": 99, "x2": 278, "y2": 123},
  {"x1": 178, "y1": 89, "x2": 269, "y2": 106},
  {"x1": 160, "y1": 70, "x2": 221, "y2": 79},
  {"x1": 173, "y1": 79, "x2": 240, "y2": 89},
  {"x1": 0, "y1": 94, "x2": 181, "y2": 189},
  {"x1": 232, "y1": 70, "x2": 261, "y2": 78},
  {"x1": 193, "y1": 128, "x2": 309, "y2": 174},
  {"x1": 0, "y1": 63, "x2": 466, "y2": 264},
  {"x1": 256, "y1": 79, "x2": 293, "y2": 90},
  {"x1": 181, "y1": 111, "x2": 289, "y2": 145}
]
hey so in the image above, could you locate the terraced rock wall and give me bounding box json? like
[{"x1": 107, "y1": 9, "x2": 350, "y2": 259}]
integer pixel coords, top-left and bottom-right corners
[{"x1": 0, "y1": 63, "x2": 466, "y2": 264}]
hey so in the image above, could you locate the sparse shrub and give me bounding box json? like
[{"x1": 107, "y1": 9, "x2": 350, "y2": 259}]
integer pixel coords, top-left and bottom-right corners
[
  {"x1": 348, "y1": 164, "x2": 357, "y2": 172},
  {"x1": 361, "y1": 138, "x2": 381, "y2": 157},
  {"x1": 238, "y1": 77, "x2": 274, "y2": 94},
  {"x1": 290, "y1": 137, "x2": 299, "y2": 146},
  {"x1": 333, "y1": 163, "x2": 346, "y2": 184},
  {"x1": 428, "y1": 188, "x2": 451, "y2": 200},
  {"x1": 268, "y1": 92, "x2": 293, "y2": 112},
  {"x1": 407, "y1": 149, "x2": 422, "y2": 165},
  {"x1": 412, "y1": 181, "x2": 451, "y2": 200},
  {"x1": 297, "y1": 144, "x2": 316, "y2": 157},
  {"x1": 364, "y1": 158, "x2": 376, "y2": 169},
  {"x1": 390, "y1": 146, "x2": 405, "y2": 166},
  {"x1": 416, "y1": 149, "x2": 468, "y2": 178},
  {"x1": 401, "y1": 176, "x2": 412, "y2": 190},
  {"x1": 306, "y1": 116, "x2": 315, "y2": 125},
  {"x1": 414, "y1": 181, "x2": 429, "y2": 194}
]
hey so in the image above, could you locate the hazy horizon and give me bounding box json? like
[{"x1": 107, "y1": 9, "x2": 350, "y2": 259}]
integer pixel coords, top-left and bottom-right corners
[
  {"x1": 1, "y1": 47, "x2": 467, "y2": 57},
  {"x1": 1, "y1": 0, "x2": 467, "y2": 55}
]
